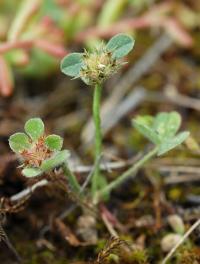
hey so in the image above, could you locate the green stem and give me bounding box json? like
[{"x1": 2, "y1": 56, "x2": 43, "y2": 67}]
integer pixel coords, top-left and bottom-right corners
[
  {"x1": 95, "y1": 147, "x2": 158, "y2": 203},
  {"x1": 63, "y1": 162, "x2": 81, "y2": 194},
  {"x1": 91, "y1": 83, "x2": 102, "y2": 197}
]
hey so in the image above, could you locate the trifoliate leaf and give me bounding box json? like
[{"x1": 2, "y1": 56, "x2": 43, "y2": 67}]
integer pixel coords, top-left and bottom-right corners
[
  {"x1": 60, "y1": 53, "x2": 83, "y2": 77},
  {"x1": 132, "y1": 116, "x2": 160, "y2": 145},
  {"x1": 153, "y1": 112, "x2": 181, "y2": 140},
  {"x1": 41, "y1": 150, "x2": 70, "y2": 171},
  {"x1": 22, "y1": 167, "x2": 42, "y2": 177},
  {"x1": 158, "y1": 131, "x2": 190, "y2": 156},
  {"x1": 45, "y1": 134, "x2": 63, "y2": 151},
  {"x1": 9, "y1": 133, "x2": 31, "y2": 153},
  {"x1": 24, "y1": 118, "x2": 44, "y2": 141},
  {"x1": 106, "y1": 34, "x2": 135, "y2": 59}
]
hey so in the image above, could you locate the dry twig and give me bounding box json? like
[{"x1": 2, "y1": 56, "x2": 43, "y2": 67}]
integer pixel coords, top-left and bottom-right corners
[{"x1": 162, "y1": 218, "x2": 200, "y2": 264}]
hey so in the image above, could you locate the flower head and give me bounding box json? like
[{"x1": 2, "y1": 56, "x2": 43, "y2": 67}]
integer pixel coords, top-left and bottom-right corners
[
  {"x1": 79, "y1": 45, "x2": 119, "y2": 85},
  {"x1": 60, "y1": 34, "x2": 135, "y2": 86},
  {"x1": 9, "y1": 118, "x2": 69, "y2": 177}
]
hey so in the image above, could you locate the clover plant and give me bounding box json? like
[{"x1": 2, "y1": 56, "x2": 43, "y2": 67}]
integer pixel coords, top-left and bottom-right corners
[
  {"x1": 60, "y1": 35, "x2": 190, "y2": 204},
  {"x1": 133, "y1": 111, "x2": 190, "y2": 156},
  {"x1": 61, "y1": 34, "x2": 135, "y2": 200},
  {"x1": 8, "y1": 45, "x2": 190, "y2": 206},
  {"x1": 9, "y1": 118, "x2": 80, "y2": 193},
  {"x1": 95, "y1": 112, "x2": 189, "y2": 202}
]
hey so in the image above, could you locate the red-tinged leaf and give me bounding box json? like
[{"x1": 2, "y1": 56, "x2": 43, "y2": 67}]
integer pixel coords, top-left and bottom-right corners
[
  {"x1": 0, "y1": 40, "x2": 33, "y2": 54},
  {"x1": 8, "y1": 0, "x2": 41, "y2": 41},
  {"x1": 0, "y1": 56, "x2": 13, "y2": 97},
  {"x1": 75, "y1": 2, "x2": 173, "y2": 42},
  {"x1": 6, "y1": 50, "x2": 30, "y2": 67},
  {"x1": 35, "y1": 39, "x2": 68, "y2": 58},
  {"x1": 163, "y1": 19, "x2": 193, "y2": 47},
  {"x1": 15, "y1": 51, "x2": 30, "y2": 67}
]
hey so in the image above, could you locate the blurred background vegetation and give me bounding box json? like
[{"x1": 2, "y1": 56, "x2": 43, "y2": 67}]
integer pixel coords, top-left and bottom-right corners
[{"x1": 0, "y1": 0, "x2": 200, "y2": 263}]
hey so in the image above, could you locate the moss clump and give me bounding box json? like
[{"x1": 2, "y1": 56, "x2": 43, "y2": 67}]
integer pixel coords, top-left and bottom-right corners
[
  {"x1": 177, "y1": 248, "x2": 200, "y2": 264},
  {"x1": 124, "y1": 249, "x2": 149, "y2": 264}
]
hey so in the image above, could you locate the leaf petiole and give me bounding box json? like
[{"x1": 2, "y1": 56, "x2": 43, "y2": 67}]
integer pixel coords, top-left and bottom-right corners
[{"x1": 95, "y1": 146, "x2": 158, "y2": 203}]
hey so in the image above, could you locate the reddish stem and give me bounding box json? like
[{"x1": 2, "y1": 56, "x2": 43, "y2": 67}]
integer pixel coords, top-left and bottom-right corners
[
  {"x1": 34, "y1": 39, "x2": 68, "y2": 58},
  {"x1": 75, "y1": 17, "x2": 151, "y2": 43},
  {"x1": 0, "y1": 40, "x2": 33, "y2": 54},
  {"x1": 75, "y1": 1, "x2": 192, "y2": 48},
  {"x1": 0, "y1": 56, "x2": 13, "y2": 97}
]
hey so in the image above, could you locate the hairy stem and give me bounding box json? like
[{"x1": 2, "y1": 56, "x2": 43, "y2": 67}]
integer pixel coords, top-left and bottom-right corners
[
  {"x1": 95, "y1": 147, "x2": 158, "y2": 203},
  {"x1": 63, "y1": 162, "x2": 81, "y2": 194},
  {"x1": 92, "y1": 83, "x2": 102, "y2": 198}
]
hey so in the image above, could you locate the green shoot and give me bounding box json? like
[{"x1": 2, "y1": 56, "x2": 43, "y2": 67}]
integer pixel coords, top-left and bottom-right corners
[
  {"x1": 95, "y1": 111, "x2": 189, "y2": 203},
  {"x1": 61, "y1": 34, "x2": 135, "y2": 201}
]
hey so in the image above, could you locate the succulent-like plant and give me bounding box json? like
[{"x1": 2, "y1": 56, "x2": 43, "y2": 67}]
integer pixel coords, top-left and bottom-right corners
[{"x1": 8, "y1": 118, "x2": 80, "y2": 193}]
